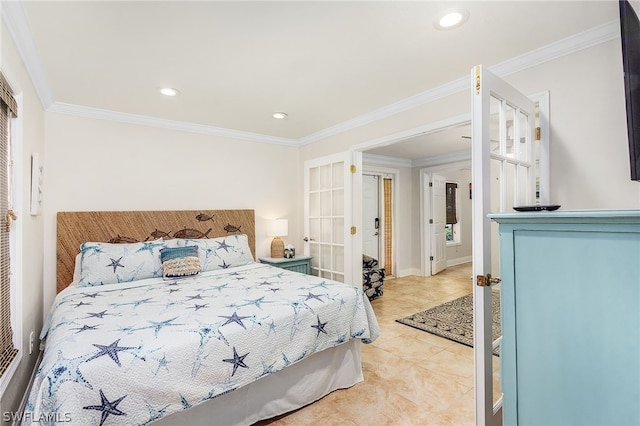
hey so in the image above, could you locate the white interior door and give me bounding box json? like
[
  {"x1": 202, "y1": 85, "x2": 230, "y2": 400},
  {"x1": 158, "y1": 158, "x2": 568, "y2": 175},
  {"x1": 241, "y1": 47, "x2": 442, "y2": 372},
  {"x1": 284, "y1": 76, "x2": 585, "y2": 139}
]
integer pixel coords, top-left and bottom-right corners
[
  {"x1": 472, "y1": 65, "x2": 536, "y2": 425},
  {"x1": 362, "y1": 174, "x2": 380, "y2": 260},
  {"x1": 304, "y1": 152, "x2": 361, "y2": 286},
  {"x1": 431, "y1": 173, "x2": 447, "y2": 275}
]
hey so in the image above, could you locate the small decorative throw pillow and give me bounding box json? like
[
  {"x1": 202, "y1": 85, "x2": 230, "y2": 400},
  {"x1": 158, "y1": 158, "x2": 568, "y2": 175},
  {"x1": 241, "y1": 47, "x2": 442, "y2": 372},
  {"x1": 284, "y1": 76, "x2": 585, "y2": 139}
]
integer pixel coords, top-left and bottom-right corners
[{"x1": 160, "y1": 246, "x2": 201, "y2": 280}]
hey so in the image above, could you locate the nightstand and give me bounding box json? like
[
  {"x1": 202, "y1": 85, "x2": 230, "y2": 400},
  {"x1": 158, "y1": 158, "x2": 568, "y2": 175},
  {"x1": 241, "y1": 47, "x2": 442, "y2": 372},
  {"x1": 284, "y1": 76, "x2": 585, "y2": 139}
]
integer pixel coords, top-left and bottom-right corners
[{"x1": 259, "y1": 255, "x2": 312, "y2": 275}]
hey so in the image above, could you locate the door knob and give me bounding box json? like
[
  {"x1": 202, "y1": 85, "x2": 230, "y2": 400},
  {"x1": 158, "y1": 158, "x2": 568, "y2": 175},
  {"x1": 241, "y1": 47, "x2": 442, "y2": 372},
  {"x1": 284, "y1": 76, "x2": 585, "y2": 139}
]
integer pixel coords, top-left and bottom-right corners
[
  {"x1": 303, "y1": 237, "x2": 315, "y2": 242},
  {"x1": 476, "y1": 273, "x2": 501, "y2": 287}
]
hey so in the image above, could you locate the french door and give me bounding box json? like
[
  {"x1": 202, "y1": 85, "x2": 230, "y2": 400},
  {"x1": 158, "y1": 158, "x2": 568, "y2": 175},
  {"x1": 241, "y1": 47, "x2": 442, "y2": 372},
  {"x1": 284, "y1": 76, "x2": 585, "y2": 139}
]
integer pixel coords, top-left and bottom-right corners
[
  {"x1": 303, "y1": 152, "x2": 362, "y2": 286},
  {"x1": 472, "y1": 65, "x2": 536, "y2": 425},
  {"x1": 430, "y1": 173, "x2": 447, "y2": 275}
]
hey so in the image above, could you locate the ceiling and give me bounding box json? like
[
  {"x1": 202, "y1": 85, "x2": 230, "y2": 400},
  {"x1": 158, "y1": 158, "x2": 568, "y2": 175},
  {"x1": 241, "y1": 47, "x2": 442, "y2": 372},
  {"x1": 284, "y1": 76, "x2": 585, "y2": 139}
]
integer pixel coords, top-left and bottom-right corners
[{"x1": 6, "y1": 1, "x2": 618, "y2": 160}]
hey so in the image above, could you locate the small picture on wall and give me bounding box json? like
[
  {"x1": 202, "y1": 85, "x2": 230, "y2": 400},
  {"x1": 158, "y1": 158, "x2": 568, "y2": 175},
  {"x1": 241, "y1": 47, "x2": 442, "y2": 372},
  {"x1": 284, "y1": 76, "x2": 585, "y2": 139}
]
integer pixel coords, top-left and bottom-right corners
[{"x1": 30, "y1": 153, "x2": 42, "y2": 216}]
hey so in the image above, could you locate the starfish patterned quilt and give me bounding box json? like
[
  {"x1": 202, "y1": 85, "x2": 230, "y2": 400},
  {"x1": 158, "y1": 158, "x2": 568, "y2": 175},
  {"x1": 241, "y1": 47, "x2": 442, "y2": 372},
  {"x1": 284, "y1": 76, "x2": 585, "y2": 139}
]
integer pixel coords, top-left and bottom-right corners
[{"x1": 26, "y1": 263, "x2": 380, "y2": 425}]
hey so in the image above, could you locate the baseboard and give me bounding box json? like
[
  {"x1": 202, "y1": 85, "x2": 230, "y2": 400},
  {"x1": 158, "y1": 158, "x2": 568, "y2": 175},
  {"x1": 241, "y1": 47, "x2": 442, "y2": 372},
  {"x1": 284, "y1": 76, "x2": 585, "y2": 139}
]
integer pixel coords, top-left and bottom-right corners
[
  {"x1": 397, "y1": 268, "x2": 421, "y2": 277},
  {"x1": 13, "y1": 350, "x2": 42, "y2": 426},
  {"x1": 396, "y1": 260, "x2": 470, "y2": 278},
  {"x1": 446, "y1": 256, "x2": 472, "y2": 267}
]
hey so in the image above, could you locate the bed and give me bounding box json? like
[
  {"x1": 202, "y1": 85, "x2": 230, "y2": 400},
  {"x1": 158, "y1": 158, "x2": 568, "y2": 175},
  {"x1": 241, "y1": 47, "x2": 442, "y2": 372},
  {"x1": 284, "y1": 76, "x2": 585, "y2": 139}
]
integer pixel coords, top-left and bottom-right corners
[{"x1": 25, "y1": 210, "x2": 379, "y2": 425}]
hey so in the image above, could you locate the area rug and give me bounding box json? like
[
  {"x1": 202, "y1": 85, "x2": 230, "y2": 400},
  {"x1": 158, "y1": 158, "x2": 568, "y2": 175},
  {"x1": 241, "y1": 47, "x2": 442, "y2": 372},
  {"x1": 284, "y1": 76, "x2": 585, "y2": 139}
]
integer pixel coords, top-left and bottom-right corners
[{"x1": 396, "y1": 292, "x2": 501, "y2": 356}]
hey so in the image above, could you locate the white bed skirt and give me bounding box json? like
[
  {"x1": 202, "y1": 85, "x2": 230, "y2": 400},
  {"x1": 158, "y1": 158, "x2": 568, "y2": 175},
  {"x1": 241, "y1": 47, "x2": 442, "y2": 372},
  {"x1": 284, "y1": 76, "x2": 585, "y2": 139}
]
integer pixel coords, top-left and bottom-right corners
[{"x1": 152, "y1": 339, "x2": 363, "y2": 425}]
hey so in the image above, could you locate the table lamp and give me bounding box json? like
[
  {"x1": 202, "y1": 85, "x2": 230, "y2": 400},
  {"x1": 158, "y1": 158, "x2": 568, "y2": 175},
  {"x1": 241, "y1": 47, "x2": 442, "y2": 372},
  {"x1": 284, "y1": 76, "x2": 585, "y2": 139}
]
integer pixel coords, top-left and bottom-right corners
[{"x1": 267, "y1": 219, "x2": 288, "y2": 258}]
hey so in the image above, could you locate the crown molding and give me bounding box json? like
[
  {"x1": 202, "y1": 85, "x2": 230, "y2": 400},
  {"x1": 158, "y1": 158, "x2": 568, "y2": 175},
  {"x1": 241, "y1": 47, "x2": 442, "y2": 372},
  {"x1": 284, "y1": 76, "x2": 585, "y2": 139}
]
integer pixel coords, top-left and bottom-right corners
[
  {"x1": 1, "y1": 1, "x2": 55, "y2": 109},
  {"x1": 490, "y1": 20, "x2": 618, "y2": 77},
  {"x1": 301, "y1": 19, "x2": 618, "y2": 146},
  {"x1": 362, "y1": 149, "x2": 472, "y2": 169},
  {"x1": 299, "y1": 75, "x2": 469, "y2": 146},
  {"x1": 49, "y1": 102, "x2": 300, "y2": 146},
  {"x1": 351, "y1": 112, "x2": 471, "y2": 153},
  {"x1": 362, "y1": 153, "x2": 412, "y2": 168},
  {"x1": 2, "y1": 0, "x2": 619, "y2": 147},
  {"x1": 412, "y1": 150, "x2": 471, "y2": 168}
]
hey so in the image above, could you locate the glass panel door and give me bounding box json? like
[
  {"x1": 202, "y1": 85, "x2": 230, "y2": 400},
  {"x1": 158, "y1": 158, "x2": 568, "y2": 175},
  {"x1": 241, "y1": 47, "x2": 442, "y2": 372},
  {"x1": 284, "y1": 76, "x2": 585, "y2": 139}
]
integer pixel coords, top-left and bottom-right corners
[
  {"x1": 304, "y1": 152, "x2": 354, "y2": 283},
  {"x1": 472, "y1": 65, "x2": 536, "y2": 426}
]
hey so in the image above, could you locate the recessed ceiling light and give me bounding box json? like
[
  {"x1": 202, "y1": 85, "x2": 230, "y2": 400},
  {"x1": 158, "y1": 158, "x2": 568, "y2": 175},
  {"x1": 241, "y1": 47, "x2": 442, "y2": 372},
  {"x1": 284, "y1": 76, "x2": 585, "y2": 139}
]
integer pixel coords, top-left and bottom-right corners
[
  {"x1": 434, "y1": 8, "x2": 469, "y2": 30},
  {"x1": 273, "y1": 112, "x2": 288, "y2": 119},
  {"x1": 160, "y1": 87, "x2": 179, "y2": 96}
]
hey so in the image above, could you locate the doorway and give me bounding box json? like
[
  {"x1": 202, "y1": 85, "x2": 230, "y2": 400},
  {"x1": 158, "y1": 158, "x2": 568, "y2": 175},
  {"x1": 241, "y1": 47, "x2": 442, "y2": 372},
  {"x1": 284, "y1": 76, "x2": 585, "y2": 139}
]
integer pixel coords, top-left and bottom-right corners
[
  {"x1": 421, "y1": 161, "x2": 473, "y2": 277},
  {"x1": 361, "y1": 170, "x2": 396, "y2": 278},
  {"x1": 362, "y1": 174, "x2": 380, "y2": 260},
  {"x1": 357, "y1": 92, "x2": 548, "y2": 280},
  {"x1": 360, "y1": 118, "x2": 474, "y2": 279}
]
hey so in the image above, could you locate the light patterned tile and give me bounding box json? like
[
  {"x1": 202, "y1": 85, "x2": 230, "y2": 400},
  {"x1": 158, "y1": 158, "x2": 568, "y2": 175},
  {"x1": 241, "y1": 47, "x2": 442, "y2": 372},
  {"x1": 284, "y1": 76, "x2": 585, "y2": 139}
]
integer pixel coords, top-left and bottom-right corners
[{"x1": 259, "y1": 263, "x2": 477, "y2": 426}]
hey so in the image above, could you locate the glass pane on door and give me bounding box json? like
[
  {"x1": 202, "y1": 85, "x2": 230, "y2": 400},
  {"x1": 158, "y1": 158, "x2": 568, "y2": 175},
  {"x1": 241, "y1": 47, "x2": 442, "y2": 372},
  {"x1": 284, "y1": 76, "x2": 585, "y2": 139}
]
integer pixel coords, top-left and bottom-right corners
[
  {"x1": 517, "y1": 165, "x2": 530, "y2": 207},
  {"x1": 490, "y1": 95, "x2": 501, "y2": 154},
  {"x1": 516, "y1": 110, "x2": 529, "y2": 161},
  {"x1": 306, "y1": 158, "x2": 347, "y2": 282},
  {"x1": 505, "y1": 103, "x2": 515, "y2": 159},
  {"x1": 505, "y1": 162, "x2": 516, "y2": 211}
]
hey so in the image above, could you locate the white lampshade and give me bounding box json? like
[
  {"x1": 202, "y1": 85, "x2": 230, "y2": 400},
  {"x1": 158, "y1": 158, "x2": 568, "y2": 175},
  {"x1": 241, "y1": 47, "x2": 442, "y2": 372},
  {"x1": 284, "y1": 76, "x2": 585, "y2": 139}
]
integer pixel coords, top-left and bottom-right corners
[{"x1": 266, "y1": 219, "x2": 288, "y2": 237}]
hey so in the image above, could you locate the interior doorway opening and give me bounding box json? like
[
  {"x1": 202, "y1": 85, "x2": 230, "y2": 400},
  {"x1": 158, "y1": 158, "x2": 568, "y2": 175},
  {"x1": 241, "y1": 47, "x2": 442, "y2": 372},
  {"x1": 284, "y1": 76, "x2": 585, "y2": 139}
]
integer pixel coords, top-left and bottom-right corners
[
  {"x1": 361, "y1": 169, "x2": 396, "y2": 278},
  {"x1": 421, "y1": 161, "x2": 473, "y2": 277}
]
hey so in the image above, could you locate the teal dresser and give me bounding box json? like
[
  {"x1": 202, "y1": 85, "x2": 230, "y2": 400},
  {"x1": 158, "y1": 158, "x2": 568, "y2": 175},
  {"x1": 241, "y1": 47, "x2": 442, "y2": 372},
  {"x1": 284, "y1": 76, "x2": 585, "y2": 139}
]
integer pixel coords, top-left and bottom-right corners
[
  {"x1": 259, "y1": 256, "x2": 312, "y2": 275},
  {"x1": 490, "y1": 210, "x2": 640, "y2": 426}
]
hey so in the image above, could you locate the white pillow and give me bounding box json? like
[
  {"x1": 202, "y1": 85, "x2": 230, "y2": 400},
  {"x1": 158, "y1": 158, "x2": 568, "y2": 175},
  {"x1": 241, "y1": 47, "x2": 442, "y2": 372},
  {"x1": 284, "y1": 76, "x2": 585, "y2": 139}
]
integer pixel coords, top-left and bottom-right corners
[
  {"x1": 72, "y1": 253, "x2": 82, "y2": 284},
  {"x1": 78, "y1": 239, "x2": 166, "y2": 287},
  {"x1": 175, "y1": 234, "x2": 254, "y2": 271}
]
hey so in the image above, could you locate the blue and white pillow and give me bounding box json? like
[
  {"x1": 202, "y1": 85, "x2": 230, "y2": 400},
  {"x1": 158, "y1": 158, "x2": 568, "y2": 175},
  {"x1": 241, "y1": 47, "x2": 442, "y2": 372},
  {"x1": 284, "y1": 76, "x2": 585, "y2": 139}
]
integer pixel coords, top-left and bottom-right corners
[
  {"x1": 160, "y1": 246, "x2": 201, "y2": 279},
  {"x1": 174, "y1": 234, "x2": 254, "y2": 271},
  {"x1": 78, "y1": 239, "x2": 167, "y2": 287}
]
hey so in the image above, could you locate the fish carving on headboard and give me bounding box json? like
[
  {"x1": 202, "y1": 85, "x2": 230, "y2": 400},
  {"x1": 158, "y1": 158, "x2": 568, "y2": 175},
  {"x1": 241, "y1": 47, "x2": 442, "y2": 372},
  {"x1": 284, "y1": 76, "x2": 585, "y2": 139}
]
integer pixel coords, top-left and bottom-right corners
[
  {"x1": 149, "y1": 229, "x2": 171, "y2": 239},
  {"x1": 172, "y1": 228, "x2": 212, "y2": 239},
  {"x1": 56, "y1": 209, "x2": 256, "y2": 293},
  {"x1": 108, "y1": 234, "x2": 148, "y2": 244},
  {"x1": 195, "y1": 213, "x2": 215, "y2": 223},
  {"x1": 224, "y1": 223, "x2": 242, "y2": 234}
]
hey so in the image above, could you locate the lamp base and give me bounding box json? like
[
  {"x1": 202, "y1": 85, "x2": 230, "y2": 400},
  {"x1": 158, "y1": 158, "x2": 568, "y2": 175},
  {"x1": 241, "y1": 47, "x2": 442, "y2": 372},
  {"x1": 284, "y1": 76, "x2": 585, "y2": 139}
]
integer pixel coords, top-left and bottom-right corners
[{"x1": 270, "y1": 236, "x2": 285, "y2": 258}]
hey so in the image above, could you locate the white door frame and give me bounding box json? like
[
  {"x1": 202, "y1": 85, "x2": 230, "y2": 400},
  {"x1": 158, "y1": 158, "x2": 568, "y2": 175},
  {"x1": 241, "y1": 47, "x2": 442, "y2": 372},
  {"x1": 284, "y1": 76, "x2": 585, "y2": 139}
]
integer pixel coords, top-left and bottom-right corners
[
  {"x1": 419, "y1": 160, "x2": 472, "y2": 276},
  {"x1": 362, "y1": 173, "x2": 381, "y2": 261},
  {"x1": 361, "y1": 165, "x2": 400, "y2": 277}
]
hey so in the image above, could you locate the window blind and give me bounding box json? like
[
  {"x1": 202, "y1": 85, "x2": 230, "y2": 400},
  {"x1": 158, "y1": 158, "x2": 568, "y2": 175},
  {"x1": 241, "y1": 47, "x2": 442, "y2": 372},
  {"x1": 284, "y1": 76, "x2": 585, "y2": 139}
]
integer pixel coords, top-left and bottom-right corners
[
  {"x1": 383, "y1": 178, "x2": 393, "y2": 276},
  {"x1": 0, "y1": 72, "x2": 18, "y2": 377},
  {"x1": 446, "y1": 182, "x2": 458, "y2": 225}
]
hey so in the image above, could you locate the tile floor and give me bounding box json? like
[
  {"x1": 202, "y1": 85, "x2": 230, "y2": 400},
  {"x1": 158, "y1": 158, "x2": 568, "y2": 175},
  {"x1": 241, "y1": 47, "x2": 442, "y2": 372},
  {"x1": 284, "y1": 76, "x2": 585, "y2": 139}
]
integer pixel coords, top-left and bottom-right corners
[{"x1": 260, "y1": 262, "x2": 501, "y2": 426}]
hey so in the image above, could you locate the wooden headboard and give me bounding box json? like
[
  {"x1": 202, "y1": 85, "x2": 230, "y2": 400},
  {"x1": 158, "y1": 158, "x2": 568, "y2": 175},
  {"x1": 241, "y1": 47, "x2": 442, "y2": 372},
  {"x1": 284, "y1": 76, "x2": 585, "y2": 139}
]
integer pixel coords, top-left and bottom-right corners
[{"x1": 56, "y1": 209, "x2": 255, "y2": 293}]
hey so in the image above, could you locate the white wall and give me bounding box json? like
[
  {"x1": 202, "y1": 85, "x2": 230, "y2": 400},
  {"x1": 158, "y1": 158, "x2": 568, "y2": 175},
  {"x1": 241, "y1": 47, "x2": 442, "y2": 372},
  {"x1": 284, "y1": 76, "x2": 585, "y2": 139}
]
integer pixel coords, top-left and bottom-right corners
[
  {"x1": 302, "y1": 40, "x2": 640, "y2": 208},
  {"x1": 42, "y1": 113, "x2": 301, "y2": 313},
  {"x1": 501, "y1": 40, "x2": 640, "y2": 209},
  {"x1": 302, "y1": 38, "x2": 640, "y2": 278},
  {"x1": 0, "y1": 24, "x2": 45, "y2": 421}
]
